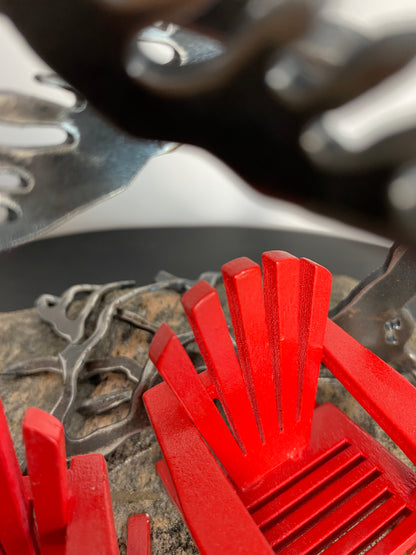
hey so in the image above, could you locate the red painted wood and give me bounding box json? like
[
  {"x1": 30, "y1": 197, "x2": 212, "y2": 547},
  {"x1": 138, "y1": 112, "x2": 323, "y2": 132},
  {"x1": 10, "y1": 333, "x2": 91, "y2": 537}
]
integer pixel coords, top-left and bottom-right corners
[
  {"x1": 222, "y1": 258, "x2": 280, "y2": 446},
  {"x1": 146, "y1": 250, "x2": 416, "y2": 554},
  {"x1": 323, "y1": 319, "x2": 416, "y2": 465},
  {"x1": 155, "y1": 459, "x2": 181, "y2": 511},
  {"x1": 262, "y1": 252, "x2": 331, "y2": 452},
  {"x1": 261, "y1": 252, "x2": 300, "y2": 439},
  {"x1": 280, "y1": 476, "x2": 390, "y2": 554},
  {"x1": 23, "y1": 408, "x2": 69, "y2": 542},
  {"x1": 182, "y1": 280, "x2": 262, "y2": 455},
  {"x1": 0, "y1": 400, "x2": 146, "y2": 554},
  {"x1": 126, "y1": 514, "x2": 150, "y2": 555},
  {"x1": 251, "y1": 444, "x2": 363, "y2": 527},
  {"x1": 264, "y1": 458, "x2": 379, "y2": 548},
  {"x1": 0, "y1": 400, "x2": 37, "y2": 555},
  {"x1": 144, "y1": 382, "x2": 273, "y2": 555},
  {"x1": 150, "y1": 253, "x2": 332, "y2": 488},
  {"x1": 368, "y1": 510, "x2": 416, "y2": 554},
  {"x1": 325, "y1": 495, "x2": 410, "y2": 554},
  {"x1": 66, "y1": 454, "x2": 119, "y2": 555},
  {"x1": 294, "y1": 258, "x2": 332, "y2": 431},
  {"x1": 149, "y1": 323, "x2": 251, "y2": 486}
]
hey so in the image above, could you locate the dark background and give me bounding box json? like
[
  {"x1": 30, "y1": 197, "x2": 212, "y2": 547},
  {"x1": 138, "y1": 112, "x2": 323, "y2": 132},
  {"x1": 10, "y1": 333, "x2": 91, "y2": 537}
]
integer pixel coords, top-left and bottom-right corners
[{"x1": 0, "y1": 227, "x2": 389, "y2": 312}]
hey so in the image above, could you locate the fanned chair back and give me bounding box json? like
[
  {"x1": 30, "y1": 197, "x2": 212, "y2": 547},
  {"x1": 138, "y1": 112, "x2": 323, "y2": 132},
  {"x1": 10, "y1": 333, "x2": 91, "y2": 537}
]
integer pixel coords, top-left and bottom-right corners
[
  {"x1": 149, "y1": 251, "x2": 331, "y2": 489},
  {"x1": 146, "y1": 250, "x2": 416, "y2": 554}
]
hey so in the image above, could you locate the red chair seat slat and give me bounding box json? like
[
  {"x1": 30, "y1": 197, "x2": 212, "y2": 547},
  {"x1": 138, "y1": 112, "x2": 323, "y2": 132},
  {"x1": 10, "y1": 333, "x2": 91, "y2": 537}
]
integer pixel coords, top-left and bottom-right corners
[
  {"x1": 367, "y1": 510, "x2": 416, "y2": 554},
  {"x1": 324, "y1": 496, "x2": 412, "y2": 555},
  {"x1": 251, "y1": 444, "x2": 363, "y2": 527},
  {"x1": 279, "y1": 475, "x2": 391, "y2": 555},
  {"x1": 264, "y1": 458, "x2": 379, "y2": 548}
]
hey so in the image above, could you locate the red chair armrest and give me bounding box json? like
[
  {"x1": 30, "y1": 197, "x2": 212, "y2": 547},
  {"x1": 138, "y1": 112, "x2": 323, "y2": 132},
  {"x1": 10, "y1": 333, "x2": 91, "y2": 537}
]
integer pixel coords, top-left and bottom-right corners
[
  {"x1": 144, "y1": 382, "x2": 273, "y2": 554},
  {"x1": 323, "y1": 319, "x2": 416, "y2": 466}
]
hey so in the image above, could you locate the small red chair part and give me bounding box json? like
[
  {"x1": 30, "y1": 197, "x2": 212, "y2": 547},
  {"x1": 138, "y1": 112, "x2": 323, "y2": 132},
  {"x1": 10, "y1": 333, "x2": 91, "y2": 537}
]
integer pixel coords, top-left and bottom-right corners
[
  {"x1": 0, "y1": 401, "x2": 150, "y2": 554},
  {"x1": 127, "y1": 514, "x2": 151, "y2": 555},
  {"x1": 144, "y1": 250, "x2": 416, "y2": 554}
]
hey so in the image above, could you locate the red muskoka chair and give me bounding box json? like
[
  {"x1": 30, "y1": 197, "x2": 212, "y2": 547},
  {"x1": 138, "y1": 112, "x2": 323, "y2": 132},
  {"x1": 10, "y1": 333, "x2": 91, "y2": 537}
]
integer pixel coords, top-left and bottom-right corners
[
  {"x1": 0, "y1": 400, "x2": 150, "y2": 555},
  {"x1": 144, "y1": 251, "x2": 416, "y2": 554}
]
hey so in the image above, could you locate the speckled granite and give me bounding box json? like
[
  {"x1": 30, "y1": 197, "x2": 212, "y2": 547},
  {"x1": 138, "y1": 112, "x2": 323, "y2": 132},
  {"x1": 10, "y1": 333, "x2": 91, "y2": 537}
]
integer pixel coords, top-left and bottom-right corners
[{"x1": 0, "y1": 274, "x2": 415, "y2": 553}]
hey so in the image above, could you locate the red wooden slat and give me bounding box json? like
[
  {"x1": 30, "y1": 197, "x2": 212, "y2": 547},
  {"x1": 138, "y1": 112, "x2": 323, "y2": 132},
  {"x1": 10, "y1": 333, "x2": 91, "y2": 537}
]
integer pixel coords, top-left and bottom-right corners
[
  {"x1": 252, "y1": 444, "x2": 362, "y2": 528},
  {"x1": 66, "y1": 454, "x2": 119, "y2": 555},
  {"x1": 222, "y1": 257, "x2": 280, "y2": 446},
  {"x1": 242, "y1": 438, "x2": 350, "y2": 511},
  {"x1": 149, "y1": 323, "x2": 246, "y2": 479},
  {"x1": 265, "y1": 458, "x2": 378, "y2": 548},
  {"x1": 278, "y1": 475, "x2": 388, "y2": 554},
  {"x1": 262, "y1": 252, "x2": 300, "y2": 438},
  {"x1": 23, "y1": 407, "x2": 69, "y2": 545},
  {"x1": 296, "y1": 258, "x2": 331, "y2": 428},
  {"x1": 325, "y1": 495, "x2": 409, "y2": 554},
  {"x1": 146, "y1": 251, "x2": 416, "y2": 555},
  {"x1": 323, "y1": 319, "x2": 416, "y2": 466},
  {"x1": 367, "y1": 509, "x2": 416, "y2": 554},
  {"x1": 127, "y1": 514, "x2": 151, "y2": 555},
  {"x1": 0, "y1": 400, "x2": 37, "y2": 555},
  {"x1": 181, "y1": 281, "x2": 262, "y2": 455}
]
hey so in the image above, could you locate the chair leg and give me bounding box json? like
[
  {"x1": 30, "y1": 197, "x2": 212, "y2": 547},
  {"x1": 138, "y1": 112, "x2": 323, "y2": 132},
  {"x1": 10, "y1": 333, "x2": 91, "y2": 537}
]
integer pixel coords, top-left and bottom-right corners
[
  {"x1": 0, "y1": 401, "x2": 37, "y2": 555},
  {"x1": 65, "y1": 454, "x2": 119, "y2": 555},
  {"x1": 127, "y1": 514, "x2": 151, "y2": 555}
]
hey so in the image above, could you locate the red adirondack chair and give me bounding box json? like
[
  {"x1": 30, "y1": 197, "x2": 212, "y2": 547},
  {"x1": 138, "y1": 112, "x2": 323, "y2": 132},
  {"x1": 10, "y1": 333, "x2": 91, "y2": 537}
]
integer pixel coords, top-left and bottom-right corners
[
  {"x1": 144, "y1": 250, "x2": 416, "y2": 554},
  {"x1": 0, "y1": 400, "x2": 150, "y2": 555}
]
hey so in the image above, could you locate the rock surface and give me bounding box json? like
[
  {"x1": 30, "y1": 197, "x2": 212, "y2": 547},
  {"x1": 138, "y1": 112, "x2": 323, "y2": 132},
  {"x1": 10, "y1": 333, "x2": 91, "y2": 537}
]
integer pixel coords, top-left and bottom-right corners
[{"x1": 0, "y1": 274, "x2": 415, "y2": 553}]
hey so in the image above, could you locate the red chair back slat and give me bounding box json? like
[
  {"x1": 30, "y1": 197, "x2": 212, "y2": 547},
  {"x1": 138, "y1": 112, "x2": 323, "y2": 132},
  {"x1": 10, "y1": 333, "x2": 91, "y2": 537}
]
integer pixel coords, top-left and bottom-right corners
[
  {"x1": 66, "y1": 454, "x2": 119, "y2": 555},
  {"x1": 149, "y1": 323, "x2": 248, "y2": 481},
  {"x1": 182, "y1": 280, "x2": 263, "y2": 454},
  {"x1": 150, "y1": 251, "x2": 332, "y2": 488},
  {"x1": 222, "y1": 258, "x2": 281, "y2": 445},
  {"x1": 261, "y1": 252, "x2": 300, "y2": 437},
  {"x1": 262, "y1": 253, "x2": 332, "y2": 449}
]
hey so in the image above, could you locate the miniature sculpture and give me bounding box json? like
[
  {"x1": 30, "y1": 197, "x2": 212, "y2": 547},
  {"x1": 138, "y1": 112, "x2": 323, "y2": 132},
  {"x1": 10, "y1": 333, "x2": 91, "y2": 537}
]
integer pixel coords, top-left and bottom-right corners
[
  {"x1": 4, "y1": 272, "x2": 220, "y2": 460},
  {"x1": 0, "y1": 399, "x2": 149, "y2": 554},
  {"x1": 144, "y1": 251, "x2": 416, "y2": 554}
]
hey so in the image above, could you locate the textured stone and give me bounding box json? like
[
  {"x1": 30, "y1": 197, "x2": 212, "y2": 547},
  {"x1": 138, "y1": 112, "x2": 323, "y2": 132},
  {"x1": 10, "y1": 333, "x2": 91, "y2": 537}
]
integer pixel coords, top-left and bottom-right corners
[{"x1": 0, "y1": 274, "x2": 415, "y2": 553}]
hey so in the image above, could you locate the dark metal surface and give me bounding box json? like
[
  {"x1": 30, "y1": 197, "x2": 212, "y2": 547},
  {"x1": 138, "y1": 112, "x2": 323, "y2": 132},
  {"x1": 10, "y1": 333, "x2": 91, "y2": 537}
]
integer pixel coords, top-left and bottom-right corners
[{"x1": 331, "y1": 244, "x2": 416, "y2": 372}]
